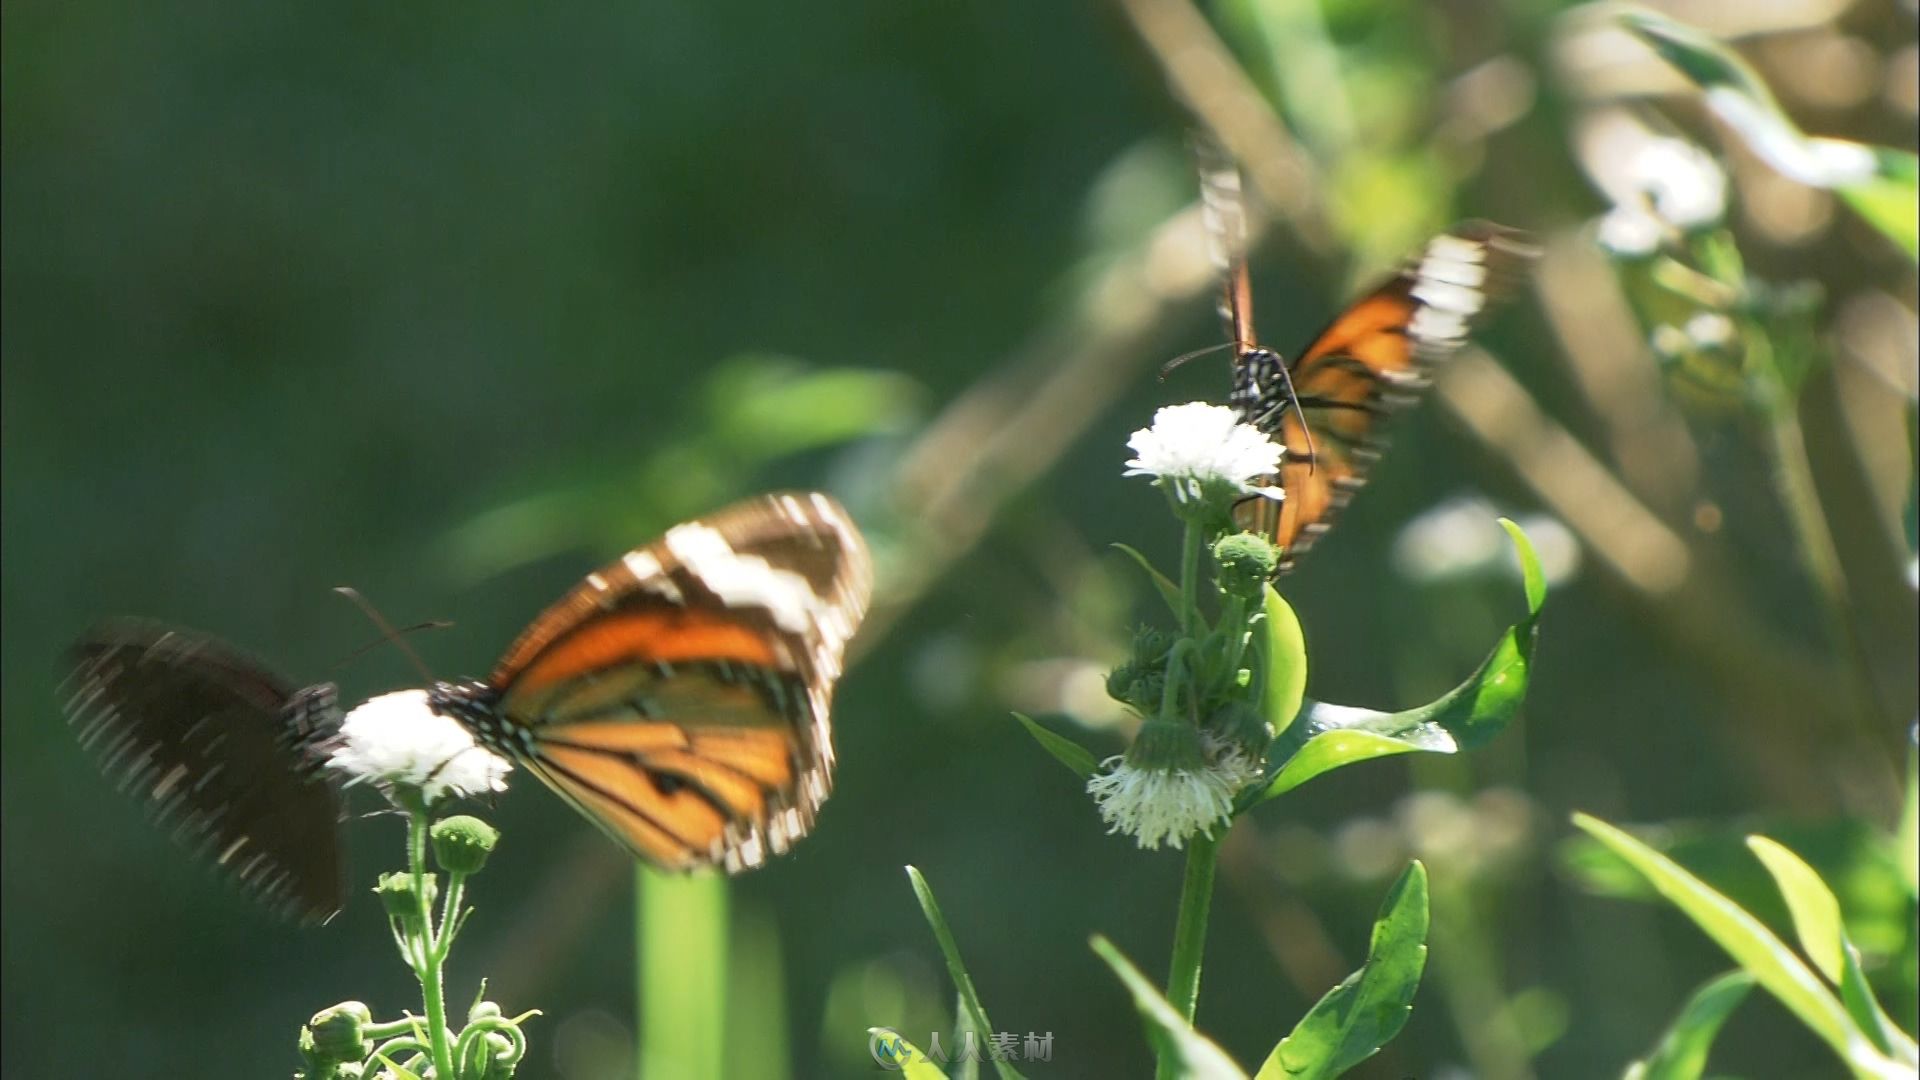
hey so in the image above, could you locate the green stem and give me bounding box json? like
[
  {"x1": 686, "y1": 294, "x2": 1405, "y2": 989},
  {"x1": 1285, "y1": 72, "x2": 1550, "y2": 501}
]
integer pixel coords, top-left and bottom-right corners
[
  {"x1": 1179, "y1": 518, "x2": 1204, "y2": 640},
  {"x1": 409, "y1": 810, "x2": 457, "y2": 1079},
  {"x1": 1158, "y1": 834, "x2": 1221, "y2": 1080}
]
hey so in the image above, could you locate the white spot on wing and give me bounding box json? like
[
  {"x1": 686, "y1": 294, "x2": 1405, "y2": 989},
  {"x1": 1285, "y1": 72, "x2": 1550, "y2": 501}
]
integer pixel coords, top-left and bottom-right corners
[{"x1": 663, "y1": 523, "x2": 822, "y2": 634}]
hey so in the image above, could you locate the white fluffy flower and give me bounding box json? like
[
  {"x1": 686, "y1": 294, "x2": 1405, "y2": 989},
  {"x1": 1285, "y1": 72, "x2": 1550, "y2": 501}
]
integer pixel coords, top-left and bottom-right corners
[
  {"x1": 1631, "y1": 137, "x2": 1727, "y2": 231},
  {"x1": 1124, "y1": 403, "x2": 1283, "y2": 510},
  {"x1": 1087, "y1": 757, "x2": 1237, "y2": 850},
  {"x1": 328, "y1": 690, "x2": 512, "y2": 803}
]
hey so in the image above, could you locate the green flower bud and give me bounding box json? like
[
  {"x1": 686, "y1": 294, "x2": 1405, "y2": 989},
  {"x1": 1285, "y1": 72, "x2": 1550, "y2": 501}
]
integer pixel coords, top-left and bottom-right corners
[
  {"x1": 1123, "y1": 718, "x2": 1207, "y2": 772},
  {"x1": 374, "y1": 871, "x2": 437, "y2": 919},
  {"x1": 1213, "y1": 532, "x2": 1278, "y2": 598},
  {"x1": 469, "y1": 999, "x2": 503, "y2": 1023},
  {"x1": 1128, "y1": 624, "x2": 1176, "y2": 666},
  {"x1": 431, "y1": 815, "x2": 500, "y2": 875},
  {"x1": 301, "y1": 1001, "x2": 372, "y2": 1067}
]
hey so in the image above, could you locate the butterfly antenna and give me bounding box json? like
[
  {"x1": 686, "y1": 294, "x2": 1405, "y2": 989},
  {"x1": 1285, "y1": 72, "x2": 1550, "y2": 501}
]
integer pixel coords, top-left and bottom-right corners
[
  {"x1": 1158, "y1": 342, "x2": 1234, "y2": 380},
  {"x1": 1271, "y1": 359, "x2": 1317, "y2": 475},
  {"x1": 332, "y1": 586, "x2": 440, "y2": 682}
]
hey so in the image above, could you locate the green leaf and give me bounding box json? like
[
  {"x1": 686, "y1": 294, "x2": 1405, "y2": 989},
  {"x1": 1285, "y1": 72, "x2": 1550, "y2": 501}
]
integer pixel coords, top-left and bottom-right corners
[
  {"x1": 1012, "y1": 712, "x2": 1100, "y2": 780},
  {"x1": 1571, "y1": 814, "x2": 1905, "y2": 1078},
  {"x1": 1241, "y1": 524, "x2": 1542, "y2": 809},
  {"x1": 1089, "y1": 936, "x2": 1248, "y2": 1080},
  {"x1": 1259, "y1": 584, "x2": 1308, "y2": 740},
  {"x1": 1618, "y1": 8, "x2": 1919, "y2": 260},
  {"x1": 1746, "y1": 836, "x2": 1847, "y2": 984},
  {"x1": 869, "y1": 1029, "x2": 954, "y2": 1080},
  {"x1": 1112, "y1": 543, "x2": 1186, "y2": 619},
  {"x1": 1747, "y1": 837, "x2": 1919, "y2": 1065},
  {"x1": 1622, "y1": 970, "x2": 1754, "y2": 1080},
  {"x1": 1257, "y1": 862, "x2": 1430, "y2": 1080},
  {"x1": 904, "y1": 867, "x2": 1027, "y2": 1080}
]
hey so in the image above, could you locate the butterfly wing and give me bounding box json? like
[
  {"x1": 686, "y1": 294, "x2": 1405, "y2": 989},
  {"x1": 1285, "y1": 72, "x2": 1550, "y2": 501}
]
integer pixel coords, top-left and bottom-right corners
[
  {"x1": 485, "y1": 492, "x2": 872, "y2": 873},
  {"x1": 61, "y1": 620, "x2": 346, "y2": 921},
  {"x1": 1236, "y1": 222, "x2": 1538, "y2": 571}
]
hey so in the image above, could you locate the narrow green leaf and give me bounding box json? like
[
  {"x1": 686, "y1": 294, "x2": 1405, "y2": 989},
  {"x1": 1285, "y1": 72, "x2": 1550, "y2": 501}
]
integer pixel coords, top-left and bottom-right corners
[
  {"x1": 1746, "y1": 836, "x2": 1917, "y2": 1063},
  {"x1": 1241, "y1": 523, "x2": 1541, "y2": 809},
  {"x1": 1499, "y1": 518, "x2": 1547, "y2": 615},
  {"x1": 1089, "y1": 936, "x2": 1248, "y2": 1080},
  {"x1": 904, "y1": 867, "x2": 1027, "y2": 1080},
  {"x1": 1259, "y1": 584, "x2": 1308, "y2": 739},
  {"x1": 1113, "y1": 543, "x2": 1186, "y2": 619},
  {"x1": 1746, "y1": 836, "x2": 1846, "y2": 984},
  {"x1": 869, "y1": 1029, "x2": 954, "y2": 1080},
  {"x1": 1618, "y1": 8, "x2": 1919, "y2": 260},
  {"x1": 1012, "y1": 712, "x2": 1100, "y2": 780},
  {"x1": 1623, "y1": 970, "x2": 1754, "y2": 1080},
  {"x1": 1571, "y1": 814, "x2": 1904, "y2": 1078},
  {"x1": 1257, "y1": 861, "x2": 1430, "y2": 1080}
]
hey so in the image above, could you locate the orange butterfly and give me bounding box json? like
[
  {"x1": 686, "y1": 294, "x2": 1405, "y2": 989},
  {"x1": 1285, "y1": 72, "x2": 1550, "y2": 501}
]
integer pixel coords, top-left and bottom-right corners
[
  {"x1": 427, "y1": 491, "x2": 872, "y2": 872},
  {"x1": 1197, "y1": 149, "x2": 1537, "y2": 572}
]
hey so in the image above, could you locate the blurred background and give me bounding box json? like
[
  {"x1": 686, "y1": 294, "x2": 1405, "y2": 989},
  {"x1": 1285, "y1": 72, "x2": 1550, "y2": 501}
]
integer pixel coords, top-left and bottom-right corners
[{"x1": 4, "y1": 0, "x2": 1915, "y2": 1076}]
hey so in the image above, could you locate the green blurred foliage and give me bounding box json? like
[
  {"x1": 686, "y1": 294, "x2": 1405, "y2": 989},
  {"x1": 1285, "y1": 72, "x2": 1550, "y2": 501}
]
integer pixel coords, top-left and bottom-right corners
[{"x1": 4, "y1": 1, "x2": 1915, "y2": 1078}]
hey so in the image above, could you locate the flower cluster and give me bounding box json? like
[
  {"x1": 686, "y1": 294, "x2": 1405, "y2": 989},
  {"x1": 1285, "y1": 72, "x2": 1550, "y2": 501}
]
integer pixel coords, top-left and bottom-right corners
[
  {"x1": 1087, "y1": 403, "x2": 1286, "y2": 850},
  {"x1": 328, "y1": 690, "x2": 512, "y2": 805}
]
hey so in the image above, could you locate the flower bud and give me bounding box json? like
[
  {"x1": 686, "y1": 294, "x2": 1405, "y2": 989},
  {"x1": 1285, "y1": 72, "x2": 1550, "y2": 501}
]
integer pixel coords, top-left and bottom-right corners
[
  {"x1": 1124, "y1": 718, "x2": 1207, "y2": 772},
  {"x1": 300, "y1": 1001, "x2": 372, "y2": 1068},
  {"x1": 1205, "y1": 700, "x2": 1273, "y2": 761},
  {"x1": 431, "y1": 815, "x2": 500, "y2": 875},
  {"x1": 1213, "y1": 533, "x2": 1278, "y2": 598},
  {"x1": 375, "y1": 870, "x2": 438, "y2": 918}
]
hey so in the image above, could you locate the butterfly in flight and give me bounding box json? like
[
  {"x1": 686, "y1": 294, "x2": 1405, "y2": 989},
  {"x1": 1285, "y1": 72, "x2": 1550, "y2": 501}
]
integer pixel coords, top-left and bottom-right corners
[
  {"x1": 1194, "y1": 143, "x2": 1538, "y2": 573},
  {"x1": 62, "y1": 491, "x2": 872, "y2": 920}
]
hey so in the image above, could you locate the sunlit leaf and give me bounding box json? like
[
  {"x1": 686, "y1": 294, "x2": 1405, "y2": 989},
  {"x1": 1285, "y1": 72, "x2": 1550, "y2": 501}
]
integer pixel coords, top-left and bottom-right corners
[
  {"x1": 1256, "y1": 862, "x2": 1429, "y2": 1080},
  {"x1": 1089, "y1": 936, "x2": 1248, "y2": 1080},
  {"x1": 1747, "y1": 838, "x2": 1919, "y2": 1065},
  {"x1": 1241, "y1": 522, "x2": 1542, "y2": 809},
  {"x1": 1898, "y1": 745, "x2": 1917, "y2": 901},
  {"x1": 1571, "y1": 814, "x2": 1906, "y2": 1078},
  {"x1": 1747, "y1": 836, "x2": 1846, "y2": 984},
  {"x1": 1259, "y1": 584, "x2": 1307, "y2": 740},
  {"x1": 706, "y1": 356, "x2": 922, "y2": 460},
  {"x1": 1012, "y1": 712, "x2": 1101, "y2": 780},
  {"x1": 1622, "y1": 970, "x2": 1753, "y2": 1080},
  {"x1": 1618, "y1": 8, "x2": 1918, "y2": 260},
  {"x1": 905, "y1": 867, "x2": 1027, "y2": 1080}
]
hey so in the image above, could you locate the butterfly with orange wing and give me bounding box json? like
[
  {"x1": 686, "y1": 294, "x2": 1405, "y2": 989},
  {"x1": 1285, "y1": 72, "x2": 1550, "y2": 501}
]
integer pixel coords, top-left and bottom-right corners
[
  {"x1": 1196, "y1": 145, "x2": 1538, "y2": 572},
  {"x1": 63, "y1": 491, "x2": 871, "y2": 920}
]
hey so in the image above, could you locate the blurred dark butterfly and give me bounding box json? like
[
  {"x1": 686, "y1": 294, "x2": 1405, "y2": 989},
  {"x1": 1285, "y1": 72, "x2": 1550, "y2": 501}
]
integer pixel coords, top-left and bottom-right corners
[
  {"x1": 63, "y1": 621, "x2": 348, "y2": 922},
  {"x1": 63, "y1": 491, "x2": 872, "y2": 919},
  {"x1": 1195, "y1": 142, "x2": 1538, "y2": 572}
]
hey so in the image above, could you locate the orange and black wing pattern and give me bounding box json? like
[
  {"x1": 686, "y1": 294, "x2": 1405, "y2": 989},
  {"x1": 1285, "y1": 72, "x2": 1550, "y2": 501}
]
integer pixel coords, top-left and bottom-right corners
[
  {"x1": 1233, "y1": 224, "x2": 1537, "y2": 571},
  {"x1": 475, "y1": 492, "x2": 872, "y2": 873}
]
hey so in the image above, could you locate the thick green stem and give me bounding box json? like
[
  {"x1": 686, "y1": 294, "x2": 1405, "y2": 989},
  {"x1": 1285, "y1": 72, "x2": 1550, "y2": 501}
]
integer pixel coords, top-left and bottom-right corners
[
  {"x1": 409, "y1": 811, "x2": 457, "y2": 1079},
  {"x1": 1158, "y1": 834, "x2": 1220, "y2": 1079}
]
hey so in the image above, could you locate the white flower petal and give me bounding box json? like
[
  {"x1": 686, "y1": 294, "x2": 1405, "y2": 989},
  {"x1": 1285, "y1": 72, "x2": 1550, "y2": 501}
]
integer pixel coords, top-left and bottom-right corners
[
  {"x1": 329, "y1": 690, "x2": 511, "y2": 803},
  {"x1": 1086, "y1": 739, "x2": 1259, "y2": 851}
]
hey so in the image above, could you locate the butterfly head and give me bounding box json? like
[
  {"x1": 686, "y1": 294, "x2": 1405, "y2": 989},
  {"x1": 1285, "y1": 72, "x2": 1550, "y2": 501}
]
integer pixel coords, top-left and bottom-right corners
[
  {"x1": 1230, "y1": 346, "x2": 1291, "y2": 431},
  {"x1": 424, "y1": 679, "x2": 519, "y2": 756}
]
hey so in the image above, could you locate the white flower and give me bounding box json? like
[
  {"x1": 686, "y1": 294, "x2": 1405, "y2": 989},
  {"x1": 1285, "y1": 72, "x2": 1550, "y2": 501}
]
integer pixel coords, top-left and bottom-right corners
[
  {"x1": 328, "y1": 690, "x2": 512, "y2": 803},
  {"x1": 1124, "y1": 402, "x2": 1283, "y2": 510},
  {"x1": 1087, "y1": 733, "x2": 1259, "y2": 851},
  {"x1": 1631, "y1": 137, "x2": 1727, "y2": 231}
]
